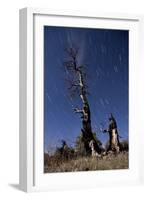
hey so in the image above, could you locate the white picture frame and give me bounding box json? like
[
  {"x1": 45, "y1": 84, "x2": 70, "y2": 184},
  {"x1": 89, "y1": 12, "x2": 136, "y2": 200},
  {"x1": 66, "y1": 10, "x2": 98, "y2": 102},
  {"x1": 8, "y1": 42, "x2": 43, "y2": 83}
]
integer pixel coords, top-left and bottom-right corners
[{"x1": 19, "y1": 7, "x2": 144, "y2": 192}]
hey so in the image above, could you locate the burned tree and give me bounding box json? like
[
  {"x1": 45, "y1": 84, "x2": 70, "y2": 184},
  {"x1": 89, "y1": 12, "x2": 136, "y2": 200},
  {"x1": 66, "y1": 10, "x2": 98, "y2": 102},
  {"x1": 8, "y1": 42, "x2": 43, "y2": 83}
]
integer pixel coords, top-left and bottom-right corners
[{"x1": 64, "y1": 47, "x2": 101, "y2": 155}]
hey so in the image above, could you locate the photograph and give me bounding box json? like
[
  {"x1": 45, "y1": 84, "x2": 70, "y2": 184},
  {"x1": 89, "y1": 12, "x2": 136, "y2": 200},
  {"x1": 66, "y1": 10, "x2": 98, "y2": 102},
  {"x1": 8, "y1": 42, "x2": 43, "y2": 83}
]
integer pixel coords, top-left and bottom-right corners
[{"x1": 44, "y1": 25, "x2": 129, "y2": 173}]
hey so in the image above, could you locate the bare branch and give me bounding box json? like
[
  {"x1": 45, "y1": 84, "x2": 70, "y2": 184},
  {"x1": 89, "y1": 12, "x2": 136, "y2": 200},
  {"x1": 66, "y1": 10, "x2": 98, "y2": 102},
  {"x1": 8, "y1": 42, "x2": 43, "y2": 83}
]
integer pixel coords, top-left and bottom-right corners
[
  {"x1": 74, "y1": 108, "x2": 84, "y2": 114},
  {"x1": 64, "y1": 47, "x2": 89, "y2": 101},
  {"x1": 68, "y1": 83, "x2": 79, "y2": 90},
  {"x1": 65, "y1": 47, "x2": 79, "y2": 59},
  {"x1": 64, "y1": 60, "x2": 74, "y2": 69}
]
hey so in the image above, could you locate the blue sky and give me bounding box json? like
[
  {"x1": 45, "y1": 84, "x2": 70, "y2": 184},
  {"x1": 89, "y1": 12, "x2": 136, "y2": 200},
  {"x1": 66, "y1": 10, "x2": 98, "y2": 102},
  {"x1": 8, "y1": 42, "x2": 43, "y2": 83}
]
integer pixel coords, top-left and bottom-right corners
[{"x1": 44, "y1": 26, "x2": 128, "y2": 153}]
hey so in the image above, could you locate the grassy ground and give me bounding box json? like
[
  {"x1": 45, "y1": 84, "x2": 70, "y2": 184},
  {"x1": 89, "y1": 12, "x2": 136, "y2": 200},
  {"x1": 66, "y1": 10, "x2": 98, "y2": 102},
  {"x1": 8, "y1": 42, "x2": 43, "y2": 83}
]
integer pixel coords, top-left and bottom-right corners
[{"x1": 44, "y1": 152, "x2": 129, "y2": 173}]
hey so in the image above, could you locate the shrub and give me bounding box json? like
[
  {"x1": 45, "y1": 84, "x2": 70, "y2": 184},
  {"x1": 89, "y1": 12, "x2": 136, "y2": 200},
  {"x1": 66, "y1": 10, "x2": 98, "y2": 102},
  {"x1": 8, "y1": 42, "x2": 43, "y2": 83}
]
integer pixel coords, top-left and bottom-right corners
[{"x1": 119, "y1": 140, "x2": 129, "y2": 151}]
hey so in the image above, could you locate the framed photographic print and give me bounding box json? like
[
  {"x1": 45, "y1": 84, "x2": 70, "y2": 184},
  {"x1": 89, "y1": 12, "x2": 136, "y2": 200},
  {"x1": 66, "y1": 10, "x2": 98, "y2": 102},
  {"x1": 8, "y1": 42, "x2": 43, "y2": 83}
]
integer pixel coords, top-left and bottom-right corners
[{"x1": 19, "y1": 8, "x2": 144, "y2": 192}]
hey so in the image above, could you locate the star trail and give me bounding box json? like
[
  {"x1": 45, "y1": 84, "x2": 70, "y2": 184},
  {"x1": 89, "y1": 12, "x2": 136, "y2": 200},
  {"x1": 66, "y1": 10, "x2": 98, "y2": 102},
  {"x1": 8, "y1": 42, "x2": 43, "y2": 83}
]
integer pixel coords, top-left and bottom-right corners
[{"x1": 44, "y1": 26, "x2": 128, "y2": 153}]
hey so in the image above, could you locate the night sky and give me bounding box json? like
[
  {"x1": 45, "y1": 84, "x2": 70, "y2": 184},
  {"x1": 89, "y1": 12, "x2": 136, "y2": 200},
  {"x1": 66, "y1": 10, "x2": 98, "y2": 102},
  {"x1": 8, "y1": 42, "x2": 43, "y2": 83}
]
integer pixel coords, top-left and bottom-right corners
[{"x1": 44, "y1": 26, "x2": 128, "y2": 153}]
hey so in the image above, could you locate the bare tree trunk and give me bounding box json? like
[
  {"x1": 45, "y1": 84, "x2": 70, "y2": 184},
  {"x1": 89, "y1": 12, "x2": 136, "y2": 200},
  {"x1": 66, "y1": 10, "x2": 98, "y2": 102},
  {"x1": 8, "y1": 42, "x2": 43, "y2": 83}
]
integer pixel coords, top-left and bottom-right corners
[{"x1": 64, "y1": 47, "x2": 101, "y2": 154}]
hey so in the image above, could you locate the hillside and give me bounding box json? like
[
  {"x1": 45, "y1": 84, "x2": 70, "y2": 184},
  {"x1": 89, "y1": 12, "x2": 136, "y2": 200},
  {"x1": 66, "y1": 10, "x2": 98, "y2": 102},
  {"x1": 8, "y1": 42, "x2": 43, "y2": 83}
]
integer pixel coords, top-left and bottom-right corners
[{"x1": 44, "y1": 152, "x2": 128, "y2": 173}]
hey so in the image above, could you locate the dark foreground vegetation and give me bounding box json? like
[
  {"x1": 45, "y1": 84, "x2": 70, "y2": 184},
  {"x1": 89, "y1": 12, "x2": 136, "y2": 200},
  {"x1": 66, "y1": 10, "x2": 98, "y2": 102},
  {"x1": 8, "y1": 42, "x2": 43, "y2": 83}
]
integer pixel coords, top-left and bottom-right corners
[{"x1": 44, "y1": 140, "x2": 129, "y2": 173}]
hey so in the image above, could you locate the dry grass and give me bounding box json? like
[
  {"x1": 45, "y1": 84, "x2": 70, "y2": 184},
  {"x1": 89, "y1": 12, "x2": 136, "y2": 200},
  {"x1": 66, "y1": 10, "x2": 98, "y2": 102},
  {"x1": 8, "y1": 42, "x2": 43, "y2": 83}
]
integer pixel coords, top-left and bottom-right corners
[{"x1": 44, "y1": 152, "x2": 129, "y2": 173}]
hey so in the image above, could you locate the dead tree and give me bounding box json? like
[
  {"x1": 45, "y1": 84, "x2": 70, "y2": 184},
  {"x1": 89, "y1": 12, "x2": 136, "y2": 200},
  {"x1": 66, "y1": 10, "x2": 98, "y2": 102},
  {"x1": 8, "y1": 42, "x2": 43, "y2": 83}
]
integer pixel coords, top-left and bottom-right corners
[
  {"x1": 103, "y1": 114, "x2": 120, "y2": 153},
  {"x1": 64, "y1": 47, "x2": 101, "y2": 155}
]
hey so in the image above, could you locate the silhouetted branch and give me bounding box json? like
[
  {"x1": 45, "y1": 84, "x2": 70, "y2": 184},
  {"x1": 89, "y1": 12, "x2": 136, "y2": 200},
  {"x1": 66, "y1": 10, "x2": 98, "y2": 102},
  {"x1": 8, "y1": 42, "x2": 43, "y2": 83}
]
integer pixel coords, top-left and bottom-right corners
[
  {"x1": 65, "y1": 47, "x2": 79, "y2": 60},
  {"x1": 74, "y1": 108, "x2": 84, "y2": 114}
]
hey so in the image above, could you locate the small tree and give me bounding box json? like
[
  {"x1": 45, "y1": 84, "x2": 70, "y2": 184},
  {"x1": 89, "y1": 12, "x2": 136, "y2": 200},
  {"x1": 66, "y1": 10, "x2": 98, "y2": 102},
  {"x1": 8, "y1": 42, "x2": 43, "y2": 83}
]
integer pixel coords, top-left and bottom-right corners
[
  {"x1": 54, "y1": 140, "x2": 75, "y2": 160},
  {"x1": 75, "y1": 132, "x2": 87, "y2": 156},
  {"x1": 119, "y1": 140, "x2": 129, "y2": 151}
]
